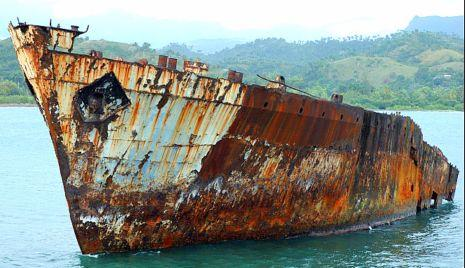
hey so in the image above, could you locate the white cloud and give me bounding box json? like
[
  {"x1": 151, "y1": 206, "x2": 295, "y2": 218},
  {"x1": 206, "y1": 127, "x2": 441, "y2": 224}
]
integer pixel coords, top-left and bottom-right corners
[{"x1": 15, "y1": 0, "x2": 465, "y2": 36}]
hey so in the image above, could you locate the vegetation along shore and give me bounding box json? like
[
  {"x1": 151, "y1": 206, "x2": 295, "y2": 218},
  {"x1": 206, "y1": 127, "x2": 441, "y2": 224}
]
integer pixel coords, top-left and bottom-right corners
[{"x1": 1, "y1": 31, "x2": 463, "y2": 110}]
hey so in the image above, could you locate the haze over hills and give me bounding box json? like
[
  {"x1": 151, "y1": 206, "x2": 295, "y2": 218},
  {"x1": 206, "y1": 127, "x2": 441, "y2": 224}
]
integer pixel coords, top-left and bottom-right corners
[
  {"x1": 166, "y1": 15, "x2": 464, "y2": 56},
  {"x1": 406, "y1": 15, "x2": 464, "y2": 38},
  {"x1": 0, "y1": 13, "x2": 462, "y2": 51},
  {"x1": 183, "y1": 38, "x2": 250, "y2": 54}
]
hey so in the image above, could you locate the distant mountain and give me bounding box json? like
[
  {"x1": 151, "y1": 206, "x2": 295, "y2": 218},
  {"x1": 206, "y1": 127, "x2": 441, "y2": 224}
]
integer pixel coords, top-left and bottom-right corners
[
  {"x1": 1, "y1": 30, "x2": 463, "y2": 110},
  {"x1": 406, "y1": 16, "x2": 464, "y2": 38},
  {"x1": 183, "y1": 38, "x2": 249, "y2": 54}
]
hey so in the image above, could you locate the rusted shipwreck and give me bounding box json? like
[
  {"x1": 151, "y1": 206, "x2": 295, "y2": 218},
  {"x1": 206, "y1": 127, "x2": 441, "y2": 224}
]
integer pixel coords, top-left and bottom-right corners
[{"x1": 9, "y1": 21, "x2": 459, "y2": 254}]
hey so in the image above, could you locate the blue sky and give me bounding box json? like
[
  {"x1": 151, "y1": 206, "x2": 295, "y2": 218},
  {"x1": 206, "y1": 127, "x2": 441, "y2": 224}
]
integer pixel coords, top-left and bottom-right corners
[{"x1": 1, "y1": 0, "x2": 463, "y2": 48}]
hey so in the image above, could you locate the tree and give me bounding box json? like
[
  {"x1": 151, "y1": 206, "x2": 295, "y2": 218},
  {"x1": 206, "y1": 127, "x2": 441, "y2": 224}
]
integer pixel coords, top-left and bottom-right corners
[{"x1": 0, "y1": 80, "x2": 19, "y2": 96}]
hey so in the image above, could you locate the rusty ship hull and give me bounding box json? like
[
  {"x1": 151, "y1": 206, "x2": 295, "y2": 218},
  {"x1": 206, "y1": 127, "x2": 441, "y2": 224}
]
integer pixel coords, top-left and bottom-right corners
[{"x1": 9, "y1": 23, "x2": 459, "y2": 254}]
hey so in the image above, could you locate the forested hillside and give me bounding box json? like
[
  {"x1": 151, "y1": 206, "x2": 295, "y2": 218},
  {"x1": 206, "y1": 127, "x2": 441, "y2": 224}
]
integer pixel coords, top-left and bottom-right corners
[{"x1": 1, "y1": 31, "x2": 463, "y2": 110}]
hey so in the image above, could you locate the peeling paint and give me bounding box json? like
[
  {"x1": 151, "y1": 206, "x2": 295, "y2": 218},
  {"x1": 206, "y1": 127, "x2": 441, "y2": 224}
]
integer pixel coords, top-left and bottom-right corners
[{"x1": 8, "y1": 22, "x2": 459, "y2": 254}]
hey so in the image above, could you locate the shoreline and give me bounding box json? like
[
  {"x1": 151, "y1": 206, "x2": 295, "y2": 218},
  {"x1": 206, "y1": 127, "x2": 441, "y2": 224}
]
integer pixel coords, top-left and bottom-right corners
[
  {"x1": 377, "y1": 109, "x2": 463, "y2": 113},
  {"x1": 0, "y1": 103, "x2": 462, "y2": 112},
  {"x1": 0, "y1": 103, "x2": 36, "y2": 107}
]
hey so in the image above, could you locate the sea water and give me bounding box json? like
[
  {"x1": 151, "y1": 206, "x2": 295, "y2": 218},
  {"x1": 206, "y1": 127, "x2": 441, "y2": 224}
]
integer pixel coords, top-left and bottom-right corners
[{"x1": 0, "y1": 108, "x2": 463, "y2": 267}]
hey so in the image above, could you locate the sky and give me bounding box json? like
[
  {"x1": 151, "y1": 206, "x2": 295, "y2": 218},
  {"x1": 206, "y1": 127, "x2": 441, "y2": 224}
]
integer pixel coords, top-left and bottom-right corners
[{"x1": 0, "y1": 0, "x2": 463, "y2": 48}]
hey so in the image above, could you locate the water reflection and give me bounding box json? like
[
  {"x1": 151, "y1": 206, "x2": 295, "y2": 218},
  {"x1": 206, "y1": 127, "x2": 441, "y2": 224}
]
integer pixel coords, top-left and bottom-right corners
[
  {"x1": 0, "y1": 109, "x2": 462, "y2": 268},
  {"x1": 78, "y1": 202, "x2": 462, "y2": 267}
]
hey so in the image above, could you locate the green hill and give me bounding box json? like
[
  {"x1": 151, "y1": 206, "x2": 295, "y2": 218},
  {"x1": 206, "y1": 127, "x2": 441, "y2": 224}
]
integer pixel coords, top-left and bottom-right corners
[
  {"x1": 323, "y1": 56, "x2": 417, "y2": 88},
  {"x1": 73, "y1": 38, "x2": 159, "y2": 63},
  {"x1": 416, "y1": 49, "x2": 464, "y2": 67},
  {"x1": 430, "y1": 61, "x2": 464, "y2": 72},
  {"x1": 0, "y1": 31, "x2": 463, "y2": 110}
]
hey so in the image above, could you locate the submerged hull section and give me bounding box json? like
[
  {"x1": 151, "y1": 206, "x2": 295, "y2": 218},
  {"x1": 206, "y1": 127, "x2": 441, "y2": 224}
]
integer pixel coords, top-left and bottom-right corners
[{"x1": 9, "y1": 23, "x2": 459, "y2": 254}]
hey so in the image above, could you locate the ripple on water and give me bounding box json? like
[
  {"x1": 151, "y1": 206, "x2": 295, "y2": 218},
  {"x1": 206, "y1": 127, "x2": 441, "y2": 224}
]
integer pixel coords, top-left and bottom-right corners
[{"x1": 0, "y1": 108, "x2": 463, "y2": 267}]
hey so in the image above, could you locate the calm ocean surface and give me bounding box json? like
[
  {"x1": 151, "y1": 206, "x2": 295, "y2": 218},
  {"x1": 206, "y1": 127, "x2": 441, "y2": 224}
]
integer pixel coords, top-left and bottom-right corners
[{"x1": 0, "y1": 108, "x2": 463, "y2": 267}]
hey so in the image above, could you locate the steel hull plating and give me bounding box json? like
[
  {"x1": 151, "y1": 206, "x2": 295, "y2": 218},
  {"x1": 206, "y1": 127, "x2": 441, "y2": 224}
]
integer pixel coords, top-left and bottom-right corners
[{"x1": 9, "y1": 24, "x2": 459, "y2": 254}]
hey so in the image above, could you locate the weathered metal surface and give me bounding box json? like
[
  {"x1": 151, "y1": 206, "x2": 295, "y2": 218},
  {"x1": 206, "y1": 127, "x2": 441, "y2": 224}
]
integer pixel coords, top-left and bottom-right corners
[
  {"x1": 331, "y1": 93, "x2": 343, "y2": 103},
  {"x1": 167, "y1": 57, "x2": 178, "y2": 70},
  {"x1": 9, "y1": 22, "x2": 459, "y2": 254},
  {"x1": 227, "y1": 70, "x2": 243, "y2": 83},
  {"x1": 183, "y1": 60, "x2": 208, "y2": 75}
]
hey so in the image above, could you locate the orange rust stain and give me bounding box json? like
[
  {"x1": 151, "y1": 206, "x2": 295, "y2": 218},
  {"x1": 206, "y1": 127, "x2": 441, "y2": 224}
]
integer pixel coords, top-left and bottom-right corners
[
  {"x1": 82, "y1": 169, "x2": 94, "y2": 183},
  {"x1": 61, "y1": 121, "x2": 70, "y2": 134},
  {"x1": 332, "y1": 190, "x2": 349, "y2": 215},
  {"x1": 162, "y1": 234, "x2": 174, "y2": 248},
  {"x1": 129, "y1": 101, "x2": 140, "y2": 128},
  {"x1": 225, "y1": 224, "x2": 243, "y2": 233},
  {"x1": 193, "y1": 112, "x2": 205, "y2": 135},
  {"x1": 92, "y1": 130, "x2": 100, "y2": 147},
  {"x1": 262, "y1": 161, "x2": 279, "y2": 178},
  {"x1": 149, "y1": 109, "x2": 162, "y2": 138},
  {"x1": 81, "y1": 239, "x2": 103, "y2": 254},
  {"x1": 269, "y1": 216, "x2": 286, "y2": 227},
  {"x1": 394, "y1": 159, "x2": 416, "y2": 204}
]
